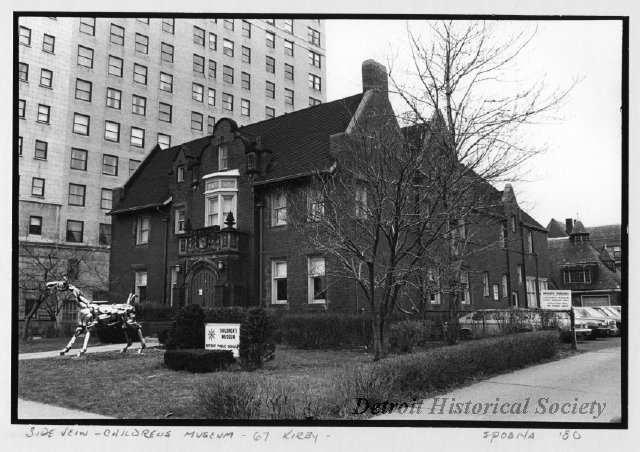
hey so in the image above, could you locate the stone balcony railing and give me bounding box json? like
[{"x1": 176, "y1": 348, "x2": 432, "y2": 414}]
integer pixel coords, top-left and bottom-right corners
[{"x1": 177, "y1": 226, "x2": 242, "y2": 255}]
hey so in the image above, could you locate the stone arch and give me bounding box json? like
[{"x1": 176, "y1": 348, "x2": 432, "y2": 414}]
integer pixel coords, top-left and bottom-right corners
[{"x1": 185, "y1": 259, "x2": 220, "y2": 308}]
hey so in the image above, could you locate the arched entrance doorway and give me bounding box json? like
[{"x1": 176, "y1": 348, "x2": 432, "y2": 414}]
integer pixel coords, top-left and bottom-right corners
[{"x1": 187, "y1": 262, "x2": 218, "y2": 307}]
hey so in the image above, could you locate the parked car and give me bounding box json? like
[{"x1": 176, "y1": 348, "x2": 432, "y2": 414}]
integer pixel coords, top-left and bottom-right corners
[
  {"x1": 573, "y1": 307, "x2": 616, "y2": 338},
  {"x1": 542, "y1": 311, "x2": 592, "y2": 342},
  {"x1": 591, "y1": 306, "x2": 621, "y2": 336},
  {"x1": 457, "y1": 309, "x2": 537, "y2": 340}
]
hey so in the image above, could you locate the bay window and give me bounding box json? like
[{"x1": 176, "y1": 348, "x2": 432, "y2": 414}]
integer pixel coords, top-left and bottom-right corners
[{"x1": 204, "y1": 174, "x2": 238, "y2": 228}]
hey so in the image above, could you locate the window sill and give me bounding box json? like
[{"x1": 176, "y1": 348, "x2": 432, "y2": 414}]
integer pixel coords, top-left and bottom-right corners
[
  {"x1": 271, "y1": 301, "x2": 288, "y2": 305},
  {"x1": 31, "y1": 195, "x2": 44, "y2": 199},
  {"x1": 308, "y1": 300, "x2": 326, "y2": 305},
  {"x1": 36, "y1": 121, "x2": 51, "y2": 125}
]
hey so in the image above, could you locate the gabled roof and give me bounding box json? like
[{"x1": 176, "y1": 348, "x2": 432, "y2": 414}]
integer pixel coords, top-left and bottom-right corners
[
  {"x1": 110, "y1": 94, "x2": 365, "y2": 214},
  {"x1": 110, "y1": 136, "x2": 210, "y2": 214},
  {"x1": 546, "y1": 218, "x2": 569, "y2": 238},
  {"x1": 571, "y1": 220, "x2": 588, "y2": 235},
  {"x1": 244, "y1": 93, "x2": 365, "y2": 184},
  {"x1": 586, "y1": 224, "x2": 622, "y2": 249},
  {"x1": 547, "y1": 237, "x2": 621, "y2": 290}
]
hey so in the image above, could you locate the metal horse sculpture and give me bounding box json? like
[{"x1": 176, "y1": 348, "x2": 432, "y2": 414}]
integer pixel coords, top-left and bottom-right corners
[{"x1": 46, "y1": 278, "x2": 146, "y2": 356}]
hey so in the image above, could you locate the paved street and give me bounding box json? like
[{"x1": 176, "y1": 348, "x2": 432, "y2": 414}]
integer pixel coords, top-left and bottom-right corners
[{"x1": 375, "y1": 337, "x2": 621, "y2": 422}]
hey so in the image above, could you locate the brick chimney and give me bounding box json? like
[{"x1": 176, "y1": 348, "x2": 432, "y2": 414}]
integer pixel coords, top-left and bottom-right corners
[
  {"x1": 565, "y1": 218, "x2": 574, "y2": 235},
  {"x1": 362, "y1": 59, "x2": 388, "y2": 93}
]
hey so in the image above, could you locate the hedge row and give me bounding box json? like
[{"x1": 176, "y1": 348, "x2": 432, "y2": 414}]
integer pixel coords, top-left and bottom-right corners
[
  {"x1": 164, "y1": 349, "x2": 235, "y2": 373},
  {"x1": 196, "y1": 330, "x2": 559, "y2": 419},
  {"x1": 273, "y1": 314, "x2": 442, "y2": 351}
]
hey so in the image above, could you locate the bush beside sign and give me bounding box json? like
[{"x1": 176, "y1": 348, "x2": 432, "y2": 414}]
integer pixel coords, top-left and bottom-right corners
[{"x1": 205, "y1": 323, "x2": 240, "y2": 358}]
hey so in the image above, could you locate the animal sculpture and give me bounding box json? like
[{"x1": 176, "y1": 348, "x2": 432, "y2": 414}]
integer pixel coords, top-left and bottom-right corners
[{"x1": 45, "y1": 278, "x2": 146, "y2": 356}]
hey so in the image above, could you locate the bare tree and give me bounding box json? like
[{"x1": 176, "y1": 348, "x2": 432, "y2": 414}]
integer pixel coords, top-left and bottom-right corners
[
  {"x1": 288, "y1": 21, "x2": 574, "y2": 358},
  {"x1": 389, "y1": 20, "x2": 575, "y2": 342},
  {"x1": 18, "y1": 242, "x2": 109, "y2": 340}
]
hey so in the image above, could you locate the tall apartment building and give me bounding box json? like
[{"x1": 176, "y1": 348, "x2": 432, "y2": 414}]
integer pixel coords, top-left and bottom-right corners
[{"x1": 17, "y1": 16, "x2": 326, "y2": 322}]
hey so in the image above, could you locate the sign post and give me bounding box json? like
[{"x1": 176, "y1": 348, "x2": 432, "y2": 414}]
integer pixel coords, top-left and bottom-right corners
[
  {"x1": 541, "y1": 290, "x2": 575, "y2": 350},
  {"x1": 204, "y1": 323, "x2": 241, "y2": 358}
]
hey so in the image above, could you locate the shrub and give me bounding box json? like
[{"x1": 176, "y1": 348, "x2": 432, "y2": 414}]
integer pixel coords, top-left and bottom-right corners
[
  {"x1": 239, "y1": 307, "x2": 276, "y2": 369},
  {"x1": 388, "y1": 320, "x2": 431, "y2": 353},
  {"x1": 164, "y1": 349, "x2": 235, "y2": 373},
  {"x1": 196, "y1": 373, "x2": 343, "y2": 419},
  {"x1": 276, "y1": 313, "x2": 373, "y2": 349},
  {"x1": 204, "y1": 307, "x2": 245, "y2": 324},
  {"x1": 157, "y1": 328, "x2": 170, "y2": 345},
  {"x1": 95, "y1": 325, "x2": 141, "y2": 344},
  {"x1": 165, "y1": 305, "x2": 277, "y2": 369},
  {"x1": 165, "y1": 304, "x2": 206, "y2": 350},
  {"x1": 196, "y1": 373, "x2": 263, "y2": 418},
  {"x1": 132, "y1": 302, "x2": 178, "y2": 321}
]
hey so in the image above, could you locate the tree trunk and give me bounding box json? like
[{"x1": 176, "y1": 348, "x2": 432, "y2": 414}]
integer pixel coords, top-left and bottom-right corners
[
  {"x1": 371, "y1": 311, "x2": 389, "y2": 361},
  {"x1": 444, "y1": 291, "x2": 461, "y2": 345},
  {"x1": 22, "y1": 309, "x2": 37, "y2": 341}
]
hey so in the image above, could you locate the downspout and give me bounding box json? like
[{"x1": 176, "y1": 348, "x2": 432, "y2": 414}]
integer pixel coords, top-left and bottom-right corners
[
  {"x1": 257, "y1": 201, "x2": 265, "y2": 307},
  {"x1": 519, "y1": 221, "x2": 528, "y2": 308},
  {"x1": 504, "y1": 224, "x2": 512, "y2": 307},
  {"x1": 534, "y1": 250, "x2": 540, "y2": 307},
  {"x1": 157, "y1": 206, "x2": 170, "y2": 304}
]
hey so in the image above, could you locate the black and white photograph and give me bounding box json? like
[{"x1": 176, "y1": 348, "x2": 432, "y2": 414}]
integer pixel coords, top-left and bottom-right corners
[{"x1": 5, "y1": 0, "x2": 633, "y2": 450}]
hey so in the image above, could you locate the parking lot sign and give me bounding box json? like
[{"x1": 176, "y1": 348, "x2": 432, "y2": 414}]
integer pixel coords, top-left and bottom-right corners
[{"x1": 541, "y1": 290, "x2": 572, "y2": 310}]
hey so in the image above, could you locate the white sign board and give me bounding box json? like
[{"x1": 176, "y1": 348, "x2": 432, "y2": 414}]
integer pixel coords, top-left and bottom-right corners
[
  {"x1": 205, "y1": 323, "x2": 240, "y2": 358},
  {"x1": 540, "y1": 290, "x2": 572, "y2": 310}
]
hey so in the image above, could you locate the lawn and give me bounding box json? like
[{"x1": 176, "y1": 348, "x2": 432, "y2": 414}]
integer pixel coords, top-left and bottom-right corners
[
  {"x1": 18, "y1": 346, "x2": 372, "y2": 419},
  {"x1": 18, "y1": 334, "x2": 578, "y2": 420}
]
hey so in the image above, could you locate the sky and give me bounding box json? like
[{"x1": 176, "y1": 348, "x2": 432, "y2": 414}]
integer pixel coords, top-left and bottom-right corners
[{"x1": 325, "y1": 19, "x2": 623, "y2": 228}]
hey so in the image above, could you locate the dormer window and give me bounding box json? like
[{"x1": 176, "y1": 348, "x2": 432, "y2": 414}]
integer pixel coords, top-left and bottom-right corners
[
  {"x1": 218, "y1": 145, "x2": 228, "y2": 170},
  {"x1": 177, "y1": 165, "x2": 184, "y2": 182}
]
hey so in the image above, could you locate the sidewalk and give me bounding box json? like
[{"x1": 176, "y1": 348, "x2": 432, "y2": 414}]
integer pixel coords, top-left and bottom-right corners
[
  {"x1": 18, "y1": 399, "x2": 116, "y2": 420},
  {"x1": 374, "y1": 346, "x2": 621, "y2": 422},
  {"x1": 18, "y1": 338, "x2": 160, "y2": 360}
]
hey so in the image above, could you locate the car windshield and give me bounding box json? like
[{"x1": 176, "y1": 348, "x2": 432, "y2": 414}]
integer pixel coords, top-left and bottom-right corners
[
  {"x1": 584, "y1": 307, "x2": 604, "y2": 317},
  {"x1": 602, "y1": 307, "x2": 619, "y2": 316},
  {"x1": 573, "y1": 308, "x2": 590, "y2": 318}
]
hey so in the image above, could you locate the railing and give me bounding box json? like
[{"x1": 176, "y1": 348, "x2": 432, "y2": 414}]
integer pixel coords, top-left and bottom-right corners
[{"x1": 178, "y1": 226, "x2": 241, "y2": 255}]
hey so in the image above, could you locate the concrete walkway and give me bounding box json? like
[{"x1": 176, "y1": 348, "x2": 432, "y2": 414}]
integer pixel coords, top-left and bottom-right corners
[
  {"x1": 18, "y1": 399, "x2": 116, "y2": 420},
  {"x1": 375, "y1": 345, "x2": 621, "y2": 422},
  {"x1": 18, "y1": 338, "x2": 159, "y2": 360}
]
